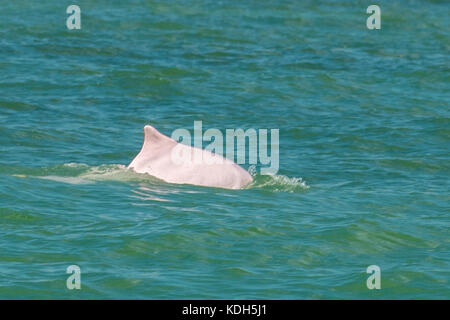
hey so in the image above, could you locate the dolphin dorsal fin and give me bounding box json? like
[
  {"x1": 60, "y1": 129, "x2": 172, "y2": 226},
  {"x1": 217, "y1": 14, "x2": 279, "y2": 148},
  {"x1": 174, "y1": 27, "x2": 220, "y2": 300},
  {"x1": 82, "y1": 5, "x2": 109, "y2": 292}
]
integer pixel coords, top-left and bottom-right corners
[{"x1": 143, "y1": 125, "x2": 172, "y2": 146}]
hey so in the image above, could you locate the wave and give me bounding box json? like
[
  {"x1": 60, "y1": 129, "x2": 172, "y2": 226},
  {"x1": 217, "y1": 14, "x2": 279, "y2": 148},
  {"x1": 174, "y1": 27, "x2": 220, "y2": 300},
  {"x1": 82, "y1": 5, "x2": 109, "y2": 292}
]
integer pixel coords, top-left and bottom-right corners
[
  {"x1": 247, "y1": 165, "x2": 309, "y2": 192},
  {"x1": 11, "y1": 163, "x2": 309, "y2": 192}
]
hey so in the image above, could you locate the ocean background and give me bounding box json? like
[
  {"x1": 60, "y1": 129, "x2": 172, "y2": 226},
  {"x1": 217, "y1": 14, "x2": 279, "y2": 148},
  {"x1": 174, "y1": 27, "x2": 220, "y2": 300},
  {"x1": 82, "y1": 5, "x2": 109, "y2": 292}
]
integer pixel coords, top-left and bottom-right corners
[{"x1": 0, "y1": 0, "x2": 449, "y2": 299}]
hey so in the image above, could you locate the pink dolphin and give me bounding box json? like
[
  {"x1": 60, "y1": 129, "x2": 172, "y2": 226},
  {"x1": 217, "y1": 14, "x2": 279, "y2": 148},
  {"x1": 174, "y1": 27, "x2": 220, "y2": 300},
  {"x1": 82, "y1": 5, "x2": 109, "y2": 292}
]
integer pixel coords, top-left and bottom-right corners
[{"x1": 128, "y1": 125, "x2": 253, "y2": 189}]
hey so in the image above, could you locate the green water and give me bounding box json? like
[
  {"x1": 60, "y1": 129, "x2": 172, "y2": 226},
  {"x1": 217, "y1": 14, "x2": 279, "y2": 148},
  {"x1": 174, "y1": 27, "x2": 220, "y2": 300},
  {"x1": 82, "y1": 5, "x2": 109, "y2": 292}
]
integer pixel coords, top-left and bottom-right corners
[{"x1": 0, "y1": 0, "x2": 449, "y2": 299}]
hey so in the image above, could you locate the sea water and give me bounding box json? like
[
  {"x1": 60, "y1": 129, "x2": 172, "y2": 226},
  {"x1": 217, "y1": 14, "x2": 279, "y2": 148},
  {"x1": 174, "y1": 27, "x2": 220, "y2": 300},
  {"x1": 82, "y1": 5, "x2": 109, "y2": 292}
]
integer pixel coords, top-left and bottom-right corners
[{"x1": 0, "y1": 0, "x2": 448, "y2": 299}]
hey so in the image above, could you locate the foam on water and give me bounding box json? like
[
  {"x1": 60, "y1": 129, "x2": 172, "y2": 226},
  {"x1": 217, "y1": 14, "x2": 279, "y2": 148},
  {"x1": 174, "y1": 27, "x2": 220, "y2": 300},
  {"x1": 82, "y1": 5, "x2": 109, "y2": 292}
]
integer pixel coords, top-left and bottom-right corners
[
  {"x1": 250, "y1": 174, "x2": 309, "y2": 192},
  {"x1": 13, "y1": 162, "x2": 309, "y2": 192}
]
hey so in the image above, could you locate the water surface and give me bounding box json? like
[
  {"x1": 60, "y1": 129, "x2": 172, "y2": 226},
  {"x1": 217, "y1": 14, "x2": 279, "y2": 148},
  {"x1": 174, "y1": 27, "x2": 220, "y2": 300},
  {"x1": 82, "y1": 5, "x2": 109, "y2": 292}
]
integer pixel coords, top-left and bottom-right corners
[{"x1": 0, "y1": 0, "x2": 449, "y2": 299}]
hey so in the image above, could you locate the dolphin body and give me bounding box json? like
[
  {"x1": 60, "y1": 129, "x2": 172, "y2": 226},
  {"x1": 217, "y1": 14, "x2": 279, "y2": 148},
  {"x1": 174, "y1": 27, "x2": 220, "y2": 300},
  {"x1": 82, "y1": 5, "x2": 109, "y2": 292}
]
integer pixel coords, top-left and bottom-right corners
[{"x1": 128, "y1": 125, "x2": 253, "y2": 189}]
